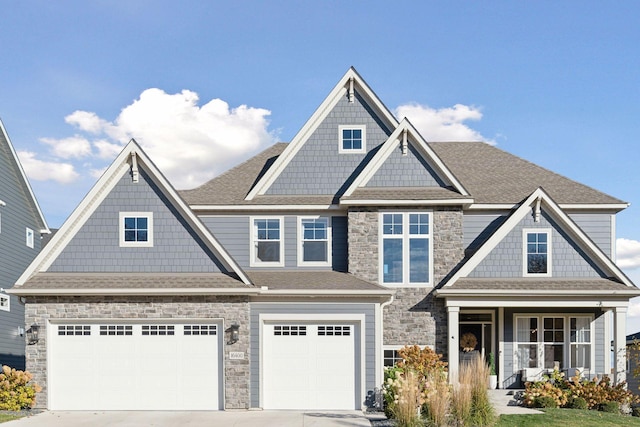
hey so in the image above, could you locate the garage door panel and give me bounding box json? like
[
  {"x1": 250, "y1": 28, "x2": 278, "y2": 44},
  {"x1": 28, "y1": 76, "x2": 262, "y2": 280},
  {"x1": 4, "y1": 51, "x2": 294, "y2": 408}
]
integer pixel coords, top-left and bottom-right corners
[
  {"x1": 49, "y1": 322, "x2": 220, "y2": 410},
  {"x1": 263, "y1": 323, "x2": 357, "y2": 410}
]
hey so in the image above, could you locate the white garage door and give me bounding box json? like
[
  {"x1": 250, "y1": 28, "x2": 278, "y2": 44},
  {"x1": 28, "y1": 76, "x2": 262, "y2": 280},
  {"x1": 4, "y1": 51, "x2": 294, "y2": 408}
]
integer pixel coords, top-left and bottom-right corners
[
  {"x1": 263, "y1": 323, "x2": 357, "y2": 410},
  {"x1": 49, "y1": 322, "x2": 220, "y2": 410}
]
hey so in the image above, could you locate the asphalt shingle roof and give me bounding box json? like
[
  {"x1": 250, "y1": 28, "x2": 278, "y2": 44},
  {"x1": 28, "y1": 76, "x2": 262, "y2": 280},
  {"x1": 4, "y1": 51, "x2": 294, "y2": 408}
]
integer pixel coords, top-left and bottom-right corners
[
  {"x1": 447, "y1": 277, "x2": 635, "y2": 293},
  {"x1": 179, "y1": 142, "x2": 624, "y2": 206},
  {"x1": 247, "y1": 271, "x2": 390, "y2": 291}
]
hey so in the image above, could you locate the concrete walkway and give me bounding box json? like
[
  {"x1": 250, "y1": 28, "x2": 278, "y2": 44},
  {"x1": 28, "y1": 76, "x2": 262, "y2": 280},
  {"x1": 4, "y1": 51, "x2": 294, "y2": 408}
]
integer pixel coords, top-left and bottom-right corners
[
  {"x1": 4, "y1": 410, "x2": 373, "y2": 427},
  {"x1": 488, "y1": 389, "x2": 542, "y2": 415}
]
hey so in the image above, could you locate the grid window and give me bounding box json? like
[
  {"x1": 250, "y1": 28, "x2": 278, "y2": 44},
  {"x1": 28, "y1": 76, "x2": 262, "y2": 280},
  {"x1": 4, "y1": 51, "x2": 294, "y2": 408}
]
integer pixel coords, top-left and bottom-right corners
[
  {"x1": 274, "y1": 325, "x2": 306, "y2": 336},
  {"x1": 384, "y1": 349, "x2": 402, "y2": 367},
  {"x1": 381, "y1": 212, "x2": 431, "y2": 285},
  {"x1": 253, "y1": 218, "x2": 282, "y2": 264},
  {"x1": 184, "y1": 325, "x2": 217, "y2": 336},
  {"x1": 58, "y1": 325, "x2": 91, "y2": 336},
  {"x1": 99, "y1": 325, "x2": 133, "y2": 336},
  {"x1": 342, "y1": 129, "x2": 362, "y2": 151},
  {"x1": 318, "y1": 325, "x2": 351, "y2": 336},
  {"x1": 300, "y1": 217, "x2": 329, "y2": 264},
  {"x1": 0, "y1": 294, "x2": 9, "y2": 312},
  {"x1": 141, "y1": 325, "x2": 175, "y2": 336},
  {"x1": 526, "y1": 232, "x2": 549, "y2": 274},
  {"x1": 120, "y1": 212, "x2": 153, "y2": 247}
]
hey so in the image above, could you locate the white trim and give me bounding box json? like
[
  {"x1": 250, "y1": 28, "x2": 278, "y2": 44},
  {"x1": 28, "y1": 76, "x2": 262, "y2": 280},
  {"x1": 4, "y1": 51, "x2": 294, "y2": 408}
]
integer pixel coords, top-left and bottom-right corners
[
  {"x1": 258, "y1": 312, "x2": 366, "y2": 410},
  {"x1": 16, "y1": 141, "x2": 253, "y2": 286},
  {"x1": 378, "y1": 211, "x2": 433, "y2": 287},
  {"x1": 512, "y1": 313, "x2": 595, "y2": 374},
  {"x1": 26, "y1": 227, "x2": 34, "y2": 249},
  {"x1": 442, "y1": 187, "x2": 635, "y2": 288},
  {"x1": 246, "y1": 68, "x2": 399, "y2": 200},
  {"x1": 0, "y1": 119, "x2": 50, "y2": 233},
  {"x1": 341, "y1": 198, "x2": 474, "y2": 206},
  {"x1": 250, "y1": 216, "x2": 285, "y2": 267},
  {"x1": 338, "y1": 125, "x2": 366, "y2": 153},
  {"x1": 443, "y1": 296, "x2": 630, "y2": 308},
  {"x1": 467, "y1": 203, "x2": 629, "y2": 211},
  {"x1": 522, "y1": 228, "x2": 552, "y2": 277},
  {"x1": 342, "y1": 119, "x2": 469, "y2": 198},
  {"x1": 498, "y1": 307, "x2": 504, "y2": 389},
  {"x1": 611, "y1": 214, "x2": 617, "y2": 261},
  {"x1": 119, "y1": 212, "x2": 153, "y2": 248},
  {"x1": 191, "y1": 204, "x2": 342, "y2": 212},
  {"x1": 297, "y1": 216, "x2": 332, "y2": 267}
]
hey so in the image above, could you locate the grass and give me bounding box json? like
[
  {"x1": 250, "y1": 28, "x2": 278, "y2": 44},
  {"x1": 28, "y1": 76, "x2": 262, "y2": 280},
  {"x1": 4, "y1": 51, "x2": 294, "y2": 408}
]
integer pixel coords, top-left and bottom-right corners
[
  {"x1": 496, "y1": 408, "x2": 640, "y2": 427},
  {"x1": 0, "y1": 413, "x2": 22, "y2": 423}
]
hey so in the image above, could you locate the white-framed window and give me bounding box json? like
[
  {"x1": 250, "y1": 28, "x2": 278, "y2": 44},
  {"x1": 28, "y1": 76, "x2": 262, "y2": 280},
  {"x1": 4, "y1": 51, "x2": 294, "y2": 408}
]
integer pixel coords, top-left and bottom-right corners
[
  {"x1": 26, "y1": 227, "x2": 34, "y2": 248},
  {"x1": 383, "y1": 344, "x2": 432, "y2": 367},
  {"x1": 119, "y1": 212, "x2": 153, "y2": 247},
  {"x1": 514, "y1": 314, "x2": 593, "y2": 372},
  {"x1": 250, "y1": 217, "x2": 284, "y2": 267},
  {"x1": 339, "y1": 125, "x2": 366, "y2": 153},
  {"x1": 0, "y1": 294, "x2": 9, "y2": 312},
  {"x1": 298, "y1": 216, "x2": 331, "y2": 266},
  {"x1": 379, "y1": 212, "x2": 432, "y2": 286},
  {"x1": 523, "y1": 229, "x2": 551, "y2": 277}
]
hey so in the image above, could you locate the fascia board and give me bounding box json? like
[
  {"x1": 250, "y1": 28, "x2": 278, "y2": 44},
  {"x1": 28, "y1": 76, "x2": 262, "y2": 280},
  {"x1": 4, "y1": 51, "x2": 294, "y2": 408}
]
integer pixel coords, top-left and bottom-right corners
[
  {"x1": 441, "y1": 297, "x2": 630, "y2": 309},
  {"x1": 8, "y1": 288, "x2": 261, "y2": 296},
  {"x1": 257, "y1": 289, "x2": 395, "y2": 297},
  {"x1": 245, "y1": 68, "x2": 399, "y2": 200},
  {"x1": 190, "y1": 204, "x2": 342, "y2": 211},
  {"x1": 0, "y1": 119, "x2": 50, "y2": 233},
  {"x1": 340, "y1": 199, "x2": 474, "y2": 206},
  {"x1": 467, "y1": 203, "x2": 629, "y2": 211},
  {"x1": 435, "y1": 289, "x2": 640, "y2": 297}
]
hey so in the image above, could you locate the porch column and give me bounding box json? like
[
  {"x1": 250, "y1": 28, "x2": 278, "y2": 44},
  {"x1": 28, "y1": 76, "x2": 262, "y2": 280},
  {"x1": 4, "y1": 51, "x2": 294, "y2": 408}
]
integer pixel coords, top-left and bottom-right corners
[
  {"x1": 498, "y1": 307, "x2": 504, "y2": 389},
  {"x1": 448, "y1": 306, "x2": 460, "y2": 384},
  {"x1": 614, "y1": 307, "x2": 627, "y2": 385}
]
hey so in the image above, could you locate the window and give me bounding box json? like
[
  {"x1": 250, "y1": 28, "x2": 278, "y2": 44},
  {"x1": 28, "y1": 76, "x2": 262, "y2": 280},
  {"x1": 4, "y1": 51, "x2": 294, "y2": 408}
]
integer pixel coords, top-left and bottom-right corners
[
  {"x1": 514, "y1": 315, "x2": 593, "y2": 372},
  {"x1": 58, "y1": 325, "x2": 91, "y2": 336},
  {"x1": 274, "y1": 325, "x2": 306, "y2": 336},
  {"x1": 251, "y1": 217, "x2": 284, "y2": 266},
  {"x1": 184, "y1": 325, "x2": 217, "y2": 336},
  {"x1": 99, "y1": 325, "x2": 133, "y2": 336},
  {"x1": 380, "y1": 212, "x2": 431, "y2": 285},
  {"x1": 318, "y1": 325, "x2": 350, "y2": 336},
  {"x1": 119, "y1": 212, "x2": 153, "y2": 247},
  {"x1": 141, "y1": 325, "x2": 174, "y2": 336},
  {"x1": 339, "y1": 125, "x2": 366, "y2": 153},
  {"x1": 523, "y1": 229, "x2": 551, "y2": 276},
  {"x1": 26, "y1": 228, "x2": 34, "y2": 248},
  {"x1": 384, "y1": 349, "x2": 402, "y2": 367},
  {"x1": 298, "y1": 217, "x2": 331, "y2": 266},
  {"x1": 0, "y1": 294, "x2": 9, "y2": 312}
]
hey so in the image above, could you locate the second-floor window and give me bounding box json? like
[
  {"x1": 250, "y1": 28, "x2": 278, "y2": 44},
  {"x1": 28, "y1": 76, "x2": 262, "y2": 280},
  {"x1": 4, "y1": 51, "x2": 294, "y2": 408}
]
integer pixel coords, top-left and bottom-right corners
[
  {"x1": 380, "y1": 212, "x2": 432, "y2": 286},
  {"x1": 339, "y1": 125, "x2": 366, "y2": 153},
  {"x1": 251, "y1": 217, "x2": 284, "y2": 266},
  {"x1": 120, "y1": 212, "x2": 153, "y2": 247},
  {"x1": 298, "y1": 217, "x2": 331, "y2": 266},
  {"x1": 523, "y1": 229, "x2": 551, "y2": 276}
]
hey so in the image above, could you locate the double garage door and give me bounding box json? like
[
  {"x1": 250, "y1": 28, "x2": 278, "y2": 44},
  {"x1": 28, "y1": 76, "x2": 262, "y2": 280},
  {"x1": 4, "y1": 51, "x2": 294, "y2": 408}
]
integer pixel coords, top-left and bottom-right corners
[
  {"x1": 262, "y1": 322, "x2": 357, "y2": 410},
  {"x1": 49, "y1": 321, "x2": 221, "y2": 410}
]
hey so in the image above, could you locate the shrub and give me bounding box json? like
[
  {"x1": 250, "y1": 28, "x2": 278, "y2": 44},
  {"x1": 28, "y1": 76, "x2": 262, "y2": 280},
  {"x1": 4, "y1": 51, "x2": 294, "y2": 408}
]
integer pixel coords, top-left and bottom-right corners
[
  {"x1": 422, "y1": 369, "x2": 450, "y2": 427},
  {"x1": 599, "y1": 401, "x2": 620, "y2": 413},
  {"x1": 568, "y1": 396, "x2": 588, "y2": 410},
  {"x1": 453, "y1": 352, "x2": 496, "y2": 427},
  {"x1": 0, "y1": 365, "x2": 41, "y2": 410},
  {"x1": 567, "y1": 374, "x2": 639, "y2": 410},
  {"x1": 523, "y1": 377, "x2": 568, "y2": 408},
  {"x1": 632, "y1": 406, "x2": 640, "y2": 417},
  {"x1": 396, "y1": 345, "x2": 448, "y2": 377},
  {"x1": 391, "y1": 370, "x2": 424, "y2": 427},
  {"x1": 535, "y1": 395, "x2": 558, "y2": 408}
]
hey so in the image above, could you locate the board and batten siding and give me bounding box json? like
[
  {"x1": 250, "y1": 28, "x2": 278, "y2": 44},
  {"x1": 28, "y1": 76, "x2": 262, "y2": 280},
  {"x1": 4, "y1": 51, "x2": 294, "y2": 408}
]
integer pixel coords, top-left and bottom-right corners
[
  {"x1": 0, "y1": 128, "x2": 44, "y2": 369},
  {"x1": 249, "y1": 302, "x2": 377, "y2": 408},
  {"x1": 200, "y1": 215, "x2": 348, "y2": 271},
  {"x1": 49, "y1": 170, "x2": 224, "y2": 273}
]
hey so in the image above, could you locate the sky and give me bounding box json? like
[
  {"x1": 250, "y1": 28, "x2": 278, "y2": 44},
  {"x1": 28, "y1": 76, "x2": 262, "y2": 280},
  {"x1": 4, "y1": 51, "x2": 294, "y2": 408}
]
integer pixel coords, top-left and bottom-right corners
[{"x1": 1, "y1": 2, "x2": 640, "y2": 329}]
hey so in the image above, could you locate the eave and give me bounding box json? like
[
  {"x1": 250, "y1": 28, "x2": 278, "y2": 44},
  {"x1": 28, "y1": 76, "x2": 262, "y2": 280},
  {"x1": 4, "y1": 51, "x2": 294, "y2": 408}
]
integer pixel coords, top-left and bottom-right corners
[{"x1": 339, "y1": 198, "x2": 474, "y2": 207}]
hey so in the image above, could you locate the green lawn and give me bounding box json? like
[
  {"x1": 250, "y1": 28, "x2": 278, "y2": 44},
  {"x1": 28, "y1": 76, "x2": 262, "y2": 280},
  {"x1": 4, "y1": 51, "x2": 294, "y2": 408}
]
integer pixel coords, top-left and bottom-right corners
[
  {"x1": 496, "y1": 408, "x2": 640, "y2": 427},
  {"x1": 0, "y1": 413, "x2": 21, "y2": 423}
]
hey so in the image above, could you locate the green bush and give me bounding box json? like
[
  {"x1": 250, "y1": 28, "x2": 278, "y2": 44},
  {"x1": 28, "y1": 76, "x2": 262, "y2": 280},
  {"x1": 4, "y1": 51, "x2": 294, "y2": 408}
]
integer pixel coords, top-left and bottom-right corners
[
  {"x1": 0, "y1": 365, "x2": 41, "y2": 410},
  {"x1": 569, "y1": 396, "x2": 588, "y2": 410},
  {"x1": 535, "y1": 396, "x2": 558, "y2": 408},
  {"x1": 599, "y1": 401, "x2": 620, "y2": 413},
  {"x1": 632, "y1": 406, "x2": 640, "y2": 417}
]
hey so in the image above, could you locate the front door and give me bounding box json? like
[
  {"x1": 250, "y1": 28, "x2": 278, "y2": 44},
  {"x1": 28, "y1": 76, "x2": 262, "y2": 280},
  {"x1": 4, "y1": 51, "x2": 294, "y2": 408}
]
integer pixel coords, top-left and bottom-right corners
[{"x1": 459, "y1": 312, "x2": 494, "y2": 365}]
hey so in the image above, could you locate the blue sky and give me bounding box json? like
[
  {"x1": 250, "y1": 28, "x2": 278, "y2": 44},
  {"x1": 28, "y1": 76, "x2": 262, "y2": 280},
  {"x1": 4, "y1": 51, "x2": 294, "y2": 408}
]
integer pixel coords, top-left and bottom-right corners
[{"x1": 2, "y1": 2, "x2": 640, "y2": 327}]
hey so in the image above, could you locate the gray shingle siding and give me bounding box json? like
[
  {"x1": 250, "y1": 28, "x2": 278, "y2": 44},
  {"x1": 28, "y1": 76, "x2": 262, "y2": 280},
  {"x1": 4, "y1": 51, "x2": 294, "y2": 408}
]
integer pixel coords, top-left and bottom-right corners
[
  {"x1": 249, "y1": 302, "x2": 376, "y2": 408},
  {"x1": 569, "y1": 213, "x2": 612, "y2": 257},
  {"x1": 266, "y1": 90, "x2": 392, "y2": 196},
  {"x1": 469, "y1": 212, "x2": 606, "y2": 278},
  {"x1": 200, "y1": 214, "x2": 348, "y2": 271},
  {"x1": 49, "y1": 170, "x2": 223, "y2": 273},
  {"x1": 0, "y1": 130, "x2": 43, "y2": 369},
  {"x1": 366, "y1": 144, "x2": 446, "y2": 188}
]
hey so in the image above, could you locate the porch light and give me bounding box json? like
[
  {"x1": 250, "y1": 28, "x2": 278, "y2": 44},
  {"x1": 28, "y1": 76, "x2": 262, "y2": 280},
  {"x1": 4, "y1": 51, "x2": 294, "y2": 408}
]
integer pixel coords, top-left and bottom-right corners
[
  {"x1": 26, "y1": 324, "x2": 39, "y2": 345},
  {"x1": 226, "y1": 322, "x2": 240, "y2": 345}
]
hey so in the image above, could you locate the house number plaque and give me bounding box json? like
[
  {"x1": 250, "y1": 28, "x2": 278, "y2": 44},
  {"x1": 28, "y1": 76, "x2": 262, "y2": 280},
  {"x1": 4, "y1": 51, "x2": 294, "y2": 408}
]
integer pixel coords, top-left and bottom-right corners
[{"x1": 229, "y1": 352, "x2": 245, "y2": 360}]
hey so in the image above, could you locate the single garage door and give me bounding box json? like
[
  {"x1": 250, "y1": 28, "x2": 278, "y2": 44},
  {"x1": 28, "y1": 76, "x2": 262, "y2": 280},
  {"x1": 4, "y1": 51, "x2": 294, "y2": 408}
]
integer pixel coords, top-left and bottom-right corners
[
  {"x1": 49, "y1": 321, "x2": 221, "y2": 410},
  {"x1": 263, "y1": 323, "x2": 357, "y2": 410}
]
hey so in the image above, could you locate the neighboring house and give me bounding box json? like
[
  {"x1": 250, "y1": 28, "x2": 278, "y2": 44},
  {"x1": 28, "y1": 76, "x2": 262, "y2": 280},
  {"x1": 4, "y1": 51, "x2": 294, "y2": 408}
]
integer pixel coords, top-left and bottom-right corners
[
  {"x1": 627, "y1": 332, "x2": 640, "y2": 394},
  {"x1": 0, "y1": 120, "x2": 49, "y2": 369},
  {"x1": 9, "y1": 68, "x2": 638, "y2": 411}
]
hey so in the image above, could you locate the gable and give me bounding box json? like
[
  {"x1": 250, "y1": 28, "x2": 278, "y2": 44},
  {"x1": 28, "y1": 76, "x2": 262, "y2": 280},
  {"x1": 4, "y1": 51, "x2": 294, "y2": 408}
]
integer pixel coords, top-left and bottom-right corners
[
  {"x1": 265, "y1": 90, "x2": 392, "y2": 196},
  {"x1": 48, "y1": 169, "x2": 226, "y2": 273},
  {"x1": 469, "y1": 210, "x2": 605, "y2": 279},
  {"x1": 365, "y1": 143, "x2": 447, "y2": 188}
]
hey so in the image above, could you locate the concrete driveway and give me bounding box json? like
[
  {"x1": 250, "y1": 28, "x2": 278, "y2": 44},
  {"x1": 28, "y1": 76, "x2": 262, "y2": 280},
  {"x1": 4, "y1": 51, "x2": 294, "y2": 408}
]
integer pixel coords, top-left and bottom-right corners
[{"x1": 5, "y1": 410, "x2": 377, "y2": 427}]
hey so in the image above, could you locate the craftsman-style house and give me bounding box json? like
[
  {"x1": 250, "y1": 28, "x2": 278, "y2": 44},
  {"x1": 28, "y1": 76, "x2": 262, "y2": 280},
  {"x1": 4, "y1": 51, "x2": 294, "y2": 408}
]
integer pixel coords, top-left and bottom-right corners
[{"x1": 10, "y1": 68, "x2": 637, "y2": 410}]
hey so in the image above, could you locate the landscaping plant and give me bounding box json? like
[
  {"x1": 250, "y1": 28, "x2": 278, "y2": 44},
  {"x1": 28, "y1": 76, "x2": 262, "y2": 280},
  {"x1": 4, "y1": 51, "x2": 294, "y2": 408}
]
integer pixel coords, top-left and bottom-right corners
[{"x1": 0, "y1": 365, "x2": 41, "y2": 410}]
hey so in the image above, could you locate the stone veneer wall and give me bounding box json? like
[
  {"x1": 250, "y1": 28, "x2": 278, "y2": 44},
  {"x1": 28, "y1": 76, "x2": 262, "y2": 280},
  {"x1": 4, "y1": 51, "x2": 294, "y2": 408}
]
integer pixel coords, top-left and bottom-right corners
[
  {"x1": 24, "y1": 295, "x2": 250, "y2": 409},
  {"x1": 348, "y1": 208, "x2": 464, "y2": 357}
]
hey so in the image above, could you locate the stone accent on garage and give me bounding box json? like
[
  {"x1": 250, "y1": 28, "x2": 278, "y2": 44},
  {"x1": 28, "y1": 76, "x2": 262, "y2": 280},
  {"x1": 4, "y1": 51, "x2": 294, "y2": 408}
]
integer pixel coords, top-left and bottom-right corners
[
  {"x1": 348, "y1": 207, "x2": 464, "y2": 357},
  {"x1": 24, "y1": 295, "x2": 250, "y2": 410}
]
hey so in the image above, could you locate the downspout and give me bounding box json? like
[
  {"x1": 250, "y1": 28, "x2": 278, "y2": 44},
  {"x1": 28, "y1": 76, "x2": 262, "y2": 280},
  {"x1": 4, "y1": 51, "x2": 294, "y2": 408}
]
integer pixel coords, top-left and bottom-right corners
[{"x1": 376, "y1": 294, "x2": 394, "y2": 409}]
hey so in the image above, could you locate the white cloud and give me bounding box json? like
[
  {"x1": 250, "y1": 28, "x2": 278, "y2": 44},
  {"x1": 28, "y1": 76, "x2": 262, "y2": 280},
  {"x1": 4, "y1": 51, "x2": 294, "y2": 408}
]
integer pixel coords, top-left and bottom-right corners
[
  {"x1": 65, "y1": 111, "x2": 111, "y2": 134},
  {"x1": 17, "y1": 151, "x2": 79, "y2": 184},
  {"x1": 395, "y1": 103, "x2": 495, "y2": 144},
  {"x1": 39, "y1": 136, "x2": 92, "y2": 159},
  {"x1": 617, "y1": 238, "x2": 640, "y2": 270},
  {"x1": 93, "y1": 139, "x2": 123, "y2": 159}
]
